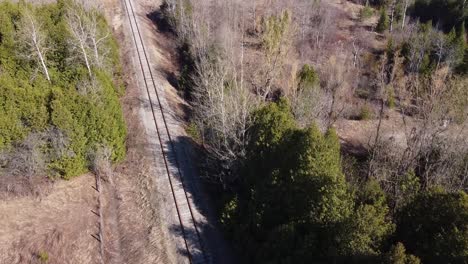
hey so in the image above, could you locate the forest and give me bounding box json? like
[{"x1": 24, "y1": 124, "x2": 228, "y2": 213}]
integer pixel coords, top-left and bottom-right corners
[
  {"x1": 0, "y1": 0, "x2": 126, "y2": 190},
  {"x1": 162, "y1": 0, "x2": 467, "y2": 263}
]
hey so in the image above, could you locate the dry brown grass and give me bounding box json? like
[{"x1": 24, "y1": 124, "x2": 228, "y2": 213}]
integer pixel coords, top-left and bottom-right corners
[{"x1": 0, "y1": 174, "x2": 99, "y2": 264}]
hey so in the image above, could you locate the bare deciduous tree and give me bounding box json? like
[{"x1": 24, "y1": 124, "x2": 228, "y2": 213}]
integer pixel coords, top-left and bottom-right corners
[
  {"x1": 320, "y1": 52, "x2": 354, "y2": 129},
  {"x1": 162, "y1": 0, "x2": 468, "y2": 193},
  {"x1": 85, "y1": 5, "x2": 110, "y2": 68},
  {"x1": 369, "y1": 67, "x2": 468, "y2": 207},
  {"x1": 400, "y1": 0, "x2": 413, "y2": 30},
  {"x1": 66, "y1": 4, "x2": 93, "y2": 78},
  {"x1": 18, "y1": 7, "x2": 51, "y2": 82},
  {"x1": 290, "y1": 77, "x2": 325, "y2": 127},
  {"x1": 66, "y1": 0, "x2": 110, "y2": 78},
  {"x1": 433, "y1": 30, "x2": 448, "y2": 70},
  {"x1": 255, "y1": 10, "x2": 294, "y2": 100},
  {"x1": 1, "y1": 133, "x2": 46, "y2": 179},
  {"x1": 164, "y1": 0, "x2": 263, "y2": 183},
  {"x1": 192, "y1": 30, "x2": 258, "y2": 183},
  {"x1": 389, "y1": 0, "x2": 397, "y2": 32}
]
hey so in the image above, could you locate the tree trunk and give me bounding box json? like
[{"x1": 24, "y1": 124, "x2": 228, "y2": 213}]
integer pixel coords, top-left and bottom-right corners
[
  {"x1": 367, "y1": 99, "x2": 385, "y2": 180},
  {"x1": 92, "y1": 39, "x2": 99, "y2": 66},
  {"x1": 80, "y1": 43, "x2": 92, "y2": 78},
  {"x1": 27, "y1": 13, "x2": 50, "y2": 82},
  {"x1": 390, "y1": 1, "x2": 395, "y2": 32},
  {"x1": 401, "y1": 0, "x2": 408, "y2": 30},
  {"x1": 35, "y1": 42, "x2": 50, "y2": 82}
]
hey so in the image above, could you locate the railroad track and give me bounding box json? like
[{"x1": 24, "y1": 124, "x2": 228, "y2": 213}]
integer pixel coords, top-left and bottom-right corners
[{"x1": 122, "y1": 0, "x2": 208, "y2": 263}]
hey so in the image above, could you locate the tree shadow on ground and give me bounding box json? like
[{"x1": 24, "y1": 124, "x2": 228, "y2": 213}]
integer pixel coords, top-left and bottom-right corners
[{"x1": 165, "y1": 135, "x2": 237, "y2": 264}]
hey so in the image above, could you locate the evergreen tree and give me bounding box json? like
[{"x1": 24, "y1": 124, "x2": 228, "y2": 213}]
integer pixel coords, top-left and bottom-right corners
[
  {"x1": 395, "y1": 190, "x2": 468, "y2": 263},
  {"x1": 225, "y1": 100, "x2": 359, "y2": 263},
  {"x1": 340, "y1": 180, "x2": 394, "y2": 256},
  {"x1": 297, "y1": 64, "x2": 319, "y2": 91},
  {"x1": 376, "y1": 8, "x2": 389, "y2": 33}
]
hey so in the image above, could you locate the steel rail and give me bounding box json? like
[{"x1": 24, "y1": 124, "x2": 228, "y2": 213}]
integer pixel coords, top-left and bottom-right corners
[{"x1": 122, "y1": 0, "x2": 208, "y2": 263}]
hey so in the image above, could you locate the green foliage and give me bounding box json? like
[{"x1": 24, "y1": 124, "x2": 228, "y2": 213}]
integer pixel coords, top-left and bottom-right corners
[
  {"x1": 297, "y1": 64, "x2": 319, "y2": 91},
  {"x1": 386, "y1": 38, "x2": 396, "y2": 61},
  {"x1": 223, "y1": 100, "x2": 396, "y2": 262},
  {"x1": 397, "y1": 170, "x2": 420, "y2": 206},
  {"x1": 443, "y1": 26, "x2": 467, "y2": 69},
  {"x1": 0, "y1": 1, "x2": 126, "y2": 179},
  {"x1": 356, "y1": 88, "x2": 371, "y2": 99},
  {"x1": 396, "y1": 190, "x2": 468, "y2": 263},
  {"x1": 419, "y1": 53, "x2": 434, "y2": 75},
  {"x1": 38, "y1": 251, "x2": 49, "y2": 263},
  {"x1": 248, "y1": 98, "x2": 295, "y2": 156},
  {"x1": 0, "y1": 74, "x2": 49, "y2": 148},
  {"x1": 173, "y1": 41, "x2": 196, "y2": 99},
  {"x1": 383, "y1": 243, "x2": 421, "y2": 264},
  {"x1": 376, "y1": 8, "x2": 389, "y2": 33},
  {"x1": 186, "y1": 121, "x2": 201, "y2": 142},
  {"x1": 262, "y1": 10, "x2": 291, "y2": 58},
  {"x1": 457, "y1": 46, "x2": 468, "y2": 74},
  {"x1": 341, "y1": 180, "x2": 394, "y2": 256},
  {"x1": 394, "y1": 1, "x2": 405, "y2": 23},
  {"x1": 400, "y1": 21, "x2": 466, "y2": 73},
  {"x1": 452, "y1": 24, "x2": 467, "y2": 66},
  {"x1": 360, "y1": 5, "x2": 374, "y2": 21},
  {"x1": 359, "y1": 104, "x2": 373, "y2": 120}
]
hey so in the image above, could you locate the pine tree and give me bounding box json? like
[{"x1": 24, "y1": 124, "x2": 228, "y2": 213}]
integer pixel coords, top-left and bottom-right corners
[
  {"x1": 376, "y1": 8, "x2": 389, "y2": 33},
  {"x1": 228, "y1": 100, "x2": 356, "y2": 262},
  {"x1": 297, "y1": 64, "x2": 319, "y2": 91}
]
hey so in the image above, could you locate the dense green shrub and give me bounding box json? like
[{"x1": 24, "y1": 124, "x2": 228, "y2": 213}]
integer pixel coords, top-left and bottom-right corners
[
  {"x1": 223, "y1": 99, "x2": 392, "y2": 263},
  {"x1": 0, "y1": 1, "x2": 126, "y2": 179},
  {"x1": 396, "y1": 189, "x2": 468, "y2": 263}
]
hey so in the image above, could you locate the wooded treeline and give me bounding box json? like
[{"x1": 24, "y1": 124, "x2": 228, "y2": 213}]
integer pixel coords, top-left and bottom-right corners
[
  {"x1": 0, "y1": 0, "x2": 126, "y2": 189},
  {"x1": 161, "y1": 0, "x2": 466, "y2": 263}
]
